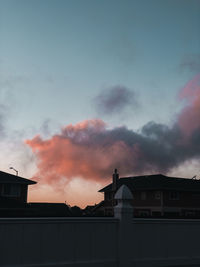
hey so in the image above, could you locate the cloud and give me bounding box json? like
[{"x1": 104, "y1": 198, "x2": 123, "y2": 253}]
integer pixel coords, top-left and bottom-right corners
[
  {"x1": 180, "y1": 54, "x2": 200, "y2": 72},
  {"x1": 94, "y1": 86, "x2": 138, "y2": 115},
  {"x1": 178, "y1": 73, "x2": 200, "y2": 136},
  {"x1": 26, "y1": 74, "x2": 200, "y2": 188}
]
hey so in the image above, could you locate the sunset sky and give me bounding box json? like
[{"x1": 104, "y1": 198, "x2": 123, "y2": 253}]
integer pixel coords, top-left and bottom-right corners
[{"x1": 0, "y1": 0, "x2": 200, "y2": 208}]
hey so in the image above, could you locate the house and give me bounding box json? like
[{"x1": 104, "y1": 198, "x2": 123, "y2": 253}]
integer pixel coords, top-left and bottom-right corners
[
  {"x1": 83, "y1": 202, "x2": 105, "y2": 216},
  {"x1": 0, "y1": 170, "x2": 36, "y2": 203},
  {"x1": 98, "y1": 169, "x2": 200, "y2": 218},
  {"x1": 28, "y1": 203, "x2": 71, "y2": 217},
  {"x1": 0, "y1": 170, "x2": 36, "y2": 216},
  {"x1": 0, "y1": 171, "x2": 71, "y2": 217}
]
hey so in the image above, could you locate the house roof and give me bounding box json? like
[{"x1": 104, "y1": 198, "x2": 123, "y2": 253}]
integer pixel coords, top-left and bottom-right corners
[
  {"x1": 99, "y1": 174, "x2": 200, "y2": 192},
  {"x1": 0, "y1": 171, "x2": 37, "y2": 185}
]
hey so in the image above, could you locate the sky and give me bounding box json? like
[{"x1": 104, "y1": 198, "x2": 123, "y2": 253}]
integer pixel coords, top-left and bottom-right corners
[{"x1": 0, "y1": 0, "x2": 200, "y2": 208}]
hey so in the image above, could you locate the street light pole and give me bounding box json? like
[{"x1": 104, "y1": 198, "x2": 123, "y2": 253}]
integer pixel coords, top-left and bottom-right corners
[{"x1": 9, "y1": 167, "x2": 18, "y2": 176}]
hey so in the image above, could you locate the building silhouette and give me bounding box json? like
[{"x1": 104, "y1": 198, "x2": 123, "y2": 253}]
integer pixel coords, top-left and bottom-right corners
[
  {"x1": 98, "y1": 170, "x2": 200, "y2": 218},
  {"x1": 0, "y1": 171, "x2": 71, "y2": 217}
]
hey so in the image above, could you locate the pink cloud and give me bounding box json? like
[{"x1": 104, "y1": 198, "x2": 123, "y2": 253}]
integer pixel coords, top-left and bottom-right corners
[
  {"x1": 178, "y1": 74, "x2": 200, "y2": 136},
  {"x1": 26, "y1": 74, "x2": 200, "y2": 195}
]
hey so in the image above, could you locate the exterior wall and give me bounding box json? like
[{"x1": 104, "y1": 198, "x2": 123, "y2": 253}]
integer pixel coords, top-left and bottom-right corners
[
  {"x1": 162, "y1": 190, "x2": 200, "y2": 217},
  {"x1": 0, "y1": 183, "x2": 28, "y2": 203},
  {"x1": 104, "y1": 190, "x2": 162, "y2": 216},
  {"x1": 163, "y1": 190, "x2": 200, "y2": 207},
  {"x1": 105, "y1": 190, "x2": 162, "y2": 206},
  {"x1": 21, "y1": 184, "x2": 28, "y2": 202},
  {"x1": 132, "y1": 190, "x2": 161, "y2": 207},
  {"x1": 104, "y1": 192, "x2": 116, "y2": 216},
  {"x1": 104, "y1": 189, "x2": 200, "y2": 217}
]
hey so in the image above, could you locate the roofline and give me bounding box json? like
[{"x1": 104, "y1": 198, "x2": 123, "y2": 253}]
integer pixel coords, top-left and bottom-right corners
[
  {"x1": 99, "y1": 174, "x2": 196, "y2": 192},
  {"x1": 0, "y1": 170, "x2": 37, "y2": 185},
  {"x1": 0, "y1": 180, "x2": 37, "y2": 185}
]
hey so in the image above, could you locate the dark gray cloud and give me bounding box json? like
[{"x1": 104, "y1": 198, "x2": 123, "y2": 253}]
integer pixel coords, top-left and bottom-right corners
[
  {"x1": 27, "y1": 117, "x2": 200, "y2": 183},
  {"x1": 94, "y1": 86, "x2": 138, "y2": 115},
  {"x1": 27, "y1": 75, "x2": 200, "y2": 183},
  {"x1": 72, "y1": 121, "x2": 200, "y2": 174}
]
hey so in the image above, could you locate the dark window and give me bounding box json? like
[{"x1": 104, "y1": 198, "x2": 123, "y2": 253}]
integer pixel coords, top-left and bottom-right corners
[
  {"x1": 155, "y1": 191, "x2": 161, "y2": 199},
  {"x1": 184, "y1": 210, "x2": 196, "y2": 217},
  {"x1": 169, "y1": 191, "x2": 179, "y2": 200},
  {"x1": 2, "y1": 184, "x2": 11, "y2": 195},
  {"x1": 138, "y1": 210, "x2": 150, "y2": 217},
  {"x1": 1, "y1": 184, "x2": 21, "y2": 197}
]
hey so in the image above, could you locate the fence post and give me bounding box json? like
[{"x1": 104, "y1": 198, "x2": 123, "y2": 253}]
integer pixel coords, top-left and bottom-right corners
[{"x1": 114, "y1": 185, "x2": 133, "y2": 267}]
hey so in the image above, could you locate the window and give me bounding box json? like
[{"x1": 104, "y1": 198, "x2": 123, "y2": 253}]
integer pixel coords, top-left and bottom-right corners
[
  {"x1": 155, "y1": 191, "x2": 161, "y2": 200},
  {"x1": 1, "y1": 184, "x2": 21, "y2": 197},
  {"x1": 185, "y1": 210, "x2": 196, "y2": 217},
  {"x1": 169, "y1": 191, "x2": 179, "y2": 200},
  {"x1": 138, "y1": 210, "x2": 150, "y2": 217},
  {"x1": 141, "y1": 192, "x2": 146, "y2": 200}
]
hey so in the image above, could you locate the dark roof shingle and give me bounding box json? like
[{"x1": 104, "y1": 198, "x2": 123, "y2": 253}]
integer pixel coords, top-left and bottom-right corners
[
  {"x1": 0, "y1": 171, "x2": 36, "y2": 185},
  {"x1": 99, "y1": 174, "x2": 200, "y2": 192}
]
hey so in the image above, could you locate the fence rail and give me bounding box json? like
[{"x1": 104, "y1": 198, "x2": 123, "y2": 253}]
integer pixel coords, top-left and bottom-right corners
[{"x1": 1, "y1": 185, "x2": 200, "y2": 267}]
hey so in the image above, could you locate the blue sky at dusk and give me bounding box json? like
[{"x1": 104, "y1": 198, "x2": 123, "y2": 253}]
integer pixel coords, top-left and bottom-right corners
[{"x1": 0, "y1": 0, "x2": 200, "y2": 207}]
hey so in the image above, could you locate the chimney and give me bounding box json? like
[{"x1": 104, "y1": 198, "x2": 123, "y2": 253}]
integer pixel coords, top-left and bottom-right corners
[{"x1": 112, "y1": 169, "x2": 119, "y2": 191}]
